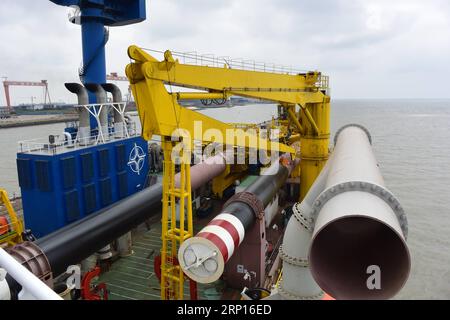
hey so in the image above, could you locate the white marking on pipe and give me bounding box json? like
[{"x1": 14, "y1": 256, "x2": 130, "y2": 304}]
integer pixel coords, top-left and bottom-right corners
[
  {"x1": 201, "y1": 225, "x2": 235, "y2": 259},
  {"x1": 214, "y1": 213, "x2": 246, "y2": 245}
]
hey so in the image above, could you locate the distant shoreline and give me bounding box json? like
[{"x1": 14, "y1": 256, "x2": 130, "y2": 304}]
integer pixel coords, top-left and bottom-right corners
[{"x1": 0, "y1": 114, "x2": 78, "y2": 129}]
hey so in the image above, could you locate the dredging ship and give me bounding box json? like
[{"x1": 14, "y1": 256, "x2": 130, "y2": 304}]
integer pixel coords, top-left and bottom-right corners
[{"x1": 0, "y1": 0, "x2": 410, "y2": 301}]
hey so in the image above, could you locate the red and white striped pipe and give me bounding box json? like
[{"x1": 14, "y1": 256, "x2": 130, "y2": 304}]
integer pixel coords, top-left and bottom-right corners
[
  {"x1": 196, "y1": 213, "x2": 245, "y2": 263},
  {"x1": 178, "y1": 212, "x2": 247, "y2": 284}
]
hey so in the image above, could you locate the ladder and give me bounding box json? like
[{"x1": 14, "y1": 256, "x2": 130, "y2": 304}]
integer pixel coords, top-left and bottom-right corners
[{"x1": 160, "y1": 137, "x2": 194, "y2": 300}]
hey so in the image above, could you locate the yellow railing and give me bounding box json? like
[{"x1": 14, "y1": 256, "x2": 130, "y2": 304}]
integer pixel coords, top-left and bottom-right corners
[{"x1": 160, "y1": 138, "x2": 193, "y2": 300}]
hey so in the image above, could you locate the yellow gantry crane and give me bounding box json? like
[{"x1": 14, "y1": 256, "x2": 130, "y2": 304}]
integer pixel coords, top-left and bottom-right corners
[{"x1": 126, "y1": 46, "x2": 330, "y2": 299}]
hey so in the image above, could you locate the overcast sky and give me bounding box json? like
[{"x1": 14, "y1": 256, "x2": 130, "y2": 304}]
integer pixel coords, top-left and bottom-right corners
[{"x1": 0, "y1": 0, "x2": 449, "y2": 105}]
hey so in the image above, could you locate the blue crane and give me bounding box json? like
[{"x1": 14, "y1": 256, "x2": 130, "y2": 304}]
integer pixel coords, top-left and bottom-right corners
[{"x1": 49, "y1": 0, "x2": 146, "y2": 104}]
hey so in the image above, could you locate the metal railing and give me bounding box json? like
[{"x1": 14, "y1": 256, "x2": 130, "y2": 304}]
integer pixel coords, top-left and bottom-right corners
[
  {"x1": 18, "y1": 123, "x2": 138, "y2": 155},
  {"x1": 140, "y1": 48, "x2": 330, "y2": 91},
  {"x1": 18, "y1": 102, "x2": 139, "y2": 154},
  {"x1": 317, "y1": 75, "x2": 330, "y2": 91},
  {"x1": 141, "y1": 48, "x2": 314, "y2": 76}
]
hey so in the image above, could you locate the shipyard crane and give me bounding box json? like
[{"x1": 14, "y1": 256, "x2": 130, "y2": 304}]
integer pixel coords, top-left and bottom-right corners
[
  {"x1": 106, "y1": 72, "x2": 133, "y2": 102},
  {"x1": 126, "y1": 46, "x2": 331, "y2": 300},
  {"x1": 2, "y1": 79, "x2": 51, "y2": 112},
  {"x1": 106, "y1": 72, "x2": 128, "y2": 82}
]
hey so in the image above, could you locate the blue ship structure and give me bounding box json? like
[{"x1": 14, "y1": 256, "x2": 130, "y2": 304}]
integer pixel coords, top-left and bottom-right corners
[
  {"x1": 17, "y1": 135, "x2": 149, "y2": 238},
  {"x1": 15, "y1": 0, "x2": 149, "y2": 238}
]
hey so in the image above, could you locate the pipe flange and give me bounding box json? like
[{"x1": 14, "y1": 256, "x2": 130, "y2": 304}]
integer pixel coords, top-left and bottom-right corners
[
  {"x1": 6, "y1": 242, "x2": 53, "y2": 288},
  {"x1": 224, "y1": 191, "x2": 265, "y2": 220},
  {"x1": 292, "y1": 203, "x2": 313, "y2": 232},
  {"x1": 279, "y1": 245, "x2": 309, "y2": 267},
  {"x1": 309, "y1": 181, "x2": 408, "y2": 239},
  {"x1": 278, "y1": 282, "x2": 324, "y2": 300},
  {"x1": 334, "y1": 124, "x2": 372, "y2": 146}
]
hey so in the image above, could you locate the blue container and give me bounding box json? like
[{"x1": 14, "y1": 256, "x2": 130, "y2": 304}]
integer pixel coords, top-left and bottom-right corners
[{"x1": 17, "y1": 136, "x2": 149, "y2": 238}]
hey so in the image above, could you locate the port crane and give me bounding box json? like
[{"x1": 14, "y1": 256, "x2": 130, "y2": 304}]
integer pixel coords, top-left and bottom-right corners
[
  {"x1": 106, "y1": 72, "x2": 128, "y2": 82},
  {"x1": 2, "y1": 79, "x2": 51, "y2": 112},
  {"x1": 106, "y1": 72, "x2": 133, "y2": 102},
  {"x1": 126, "y1": 46, "x2": 330, "y2": 300}
]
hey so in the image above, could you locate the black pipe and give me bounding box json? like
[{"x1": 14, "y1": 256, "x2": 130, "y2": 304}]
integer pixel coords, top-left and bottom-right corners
[
  {"x1": 246, "y1": 165, "x2": 290, "y2": 206},
  {"x1": 223, "y1": 202, "x2": 255, "y2": 230},
  {"x1": 35, "y1": 183, "x2": 163, "y2": 276},
  {"x1": 222, "y1": 162, "x2": 290, "y2": 231},
  {"x1": 29, "y1": 161, "x2": 288, "y2": 277}
]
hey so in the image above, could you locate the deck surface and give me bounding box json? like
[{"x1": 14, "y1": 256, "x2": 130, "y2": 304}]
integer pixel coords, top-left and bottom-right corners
[{"x1": 98, "y1": 214, "x2": 221, "y2": 300}]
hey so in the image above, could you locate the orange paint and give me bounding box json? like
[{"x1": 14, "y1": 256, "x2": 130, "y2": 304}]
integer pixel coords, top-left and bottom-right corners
[
  {"x1": 322, "y1": 293, "x2": 335, "y2": 300},
  {"x1": 0, "y1": 216, "x2": 9, "y2": 235}
]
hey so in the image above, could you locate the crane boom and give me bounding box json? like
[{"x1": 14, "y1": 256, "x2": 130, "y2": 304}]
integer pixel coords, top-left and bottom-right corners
[
  {"x1": 126, "y1": 46, "x2": 301, "y2": 154},
  {"x1": 126, "y1": 45, "x2": 331, "y2": 199}
]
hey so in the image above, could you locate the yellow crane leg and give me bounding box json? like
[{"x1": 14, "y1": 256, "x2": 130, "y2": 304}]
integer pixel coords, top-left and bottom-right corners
[
  {"x1": 160, "y1": 137, "x2": 193, "y2": 300},
  {"x1": 299, "y1": 97, "x2": 331, "y2": 201}
]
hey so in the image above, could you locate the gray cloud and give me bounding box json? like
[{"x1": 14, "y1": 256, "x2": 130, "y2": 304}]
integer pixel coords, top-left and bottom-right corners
[{"x1": 0, "y1": 0, "x2": 449, "y2": 104}]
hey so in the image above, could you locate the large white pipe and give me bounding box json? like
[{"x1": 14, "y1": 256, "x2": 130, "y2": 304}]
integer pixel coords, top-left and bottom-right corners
[
  {"x1": 0, "y1": 248, "x2": 62, "y2": 300},
  {"x1": 280, "y1": 124, "x2": 410, "y2": 300},
  {"x1": 309, "y1": 125, "x2": 410, "y2": 299}
]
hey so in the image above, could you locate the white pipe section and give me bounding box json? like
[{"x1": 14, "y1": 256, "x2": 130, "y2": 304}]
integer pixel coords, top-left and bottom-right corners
[
  {"x1": 278, "y1": 210, "x2": 323, "y2": 300},
  {"x1": 279, "y1": 124, "x2": 410, "y2": 300},
  {"x1": 0, "y1": 268, "x2": 11, "y2": 300},
  {"x1": 277, "y1": 158, "x2": 333, "y2": 300},
  {"x1": 0, "y1": 248, "x2": 62, "y2": 300},
  {"x1": 309, "y1": 125, "x2": 410, "y2": 300}
]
